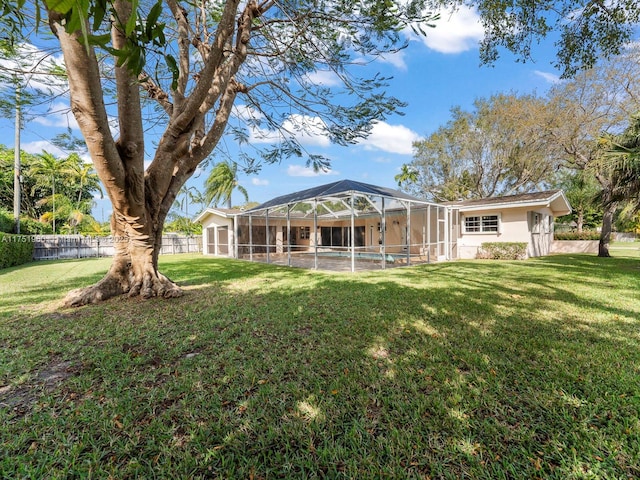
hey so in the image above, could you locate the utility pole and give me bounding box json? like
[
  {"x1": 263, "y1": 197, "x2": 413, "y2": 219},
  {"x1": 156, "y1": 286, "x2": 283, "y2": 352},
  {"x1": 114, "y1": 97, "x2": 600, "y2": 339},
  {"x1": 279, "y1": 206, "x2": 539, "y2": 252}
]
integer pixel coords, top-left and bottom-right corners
[{"x1": 13, "y1": 81, "x2": 21, "y2": 234}]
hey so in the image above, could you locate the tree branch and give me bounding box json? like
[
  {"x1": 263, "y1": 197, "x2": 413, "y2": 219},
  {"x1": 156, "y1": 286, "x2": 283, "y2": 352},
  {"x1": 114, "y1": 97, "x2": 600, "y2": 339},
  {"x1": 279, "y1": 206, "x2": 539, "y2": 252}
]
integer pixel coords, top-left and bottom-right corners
[
  {"x1": 170, "y1": 0, "x2": 242, "y2": 131},
  {"x1": 159, "y1": 79, "x2": 239, "y2": 222},
  {"x1": 47, "y1": 10, "x2": 125, "y2": 197},
  {"x1": 139, "y1": 73, "x2": 174, "y2": 116},
  {"x1": 167, "y1": 0, "x2": 190, "y2": 104},
  {"x1": 113, "y1": 0, "x2": 145, "y2": 164}
]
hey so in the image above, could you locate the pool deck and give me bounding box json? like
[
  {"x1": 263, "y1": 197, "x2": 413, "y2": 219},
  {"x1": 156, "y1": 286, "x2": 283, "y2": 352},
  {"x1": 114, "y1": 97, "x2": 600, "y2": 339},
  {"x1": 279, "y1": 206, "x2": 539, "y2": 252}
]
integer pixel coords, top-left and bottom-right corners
[{"x1": 240, "y1": 252, "x2": 432, "y2": 272}]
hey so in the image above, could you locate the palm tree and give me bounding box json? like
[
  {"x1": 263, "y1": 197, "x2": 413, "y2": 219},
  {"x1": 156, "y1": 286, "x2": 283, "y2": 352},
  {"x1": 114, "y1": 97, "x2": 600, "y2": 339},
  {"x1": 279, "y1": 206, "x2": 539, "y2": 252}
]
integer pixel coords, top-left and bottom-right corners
[
  {"x1": 204, "y1": 160, "x2": 248, "y2": 209},
  {"x1": 595, "y1": 114, "x2": 640, "y2": 255},
  {"x1": 394, "y1": 164, "x2": 419, "y2": 189},
  {"x1": 174, "y1": 185, "x2": 205, "y2": 217},
  {"x1": 557, "y1": 170, "x2": 600, "y2": 233},
  {"x1": 605, "y1": 114, "x2": 640, "y2": 211},
  {"x1": 29, "y1": 151, "x2": 73, "y2": 234},
  {"x1": 67, "y1": 155, "x2": 103, "y2": 208},
  {"x1": 35, "y1": 194, "x2": 96, "y2": 234}
]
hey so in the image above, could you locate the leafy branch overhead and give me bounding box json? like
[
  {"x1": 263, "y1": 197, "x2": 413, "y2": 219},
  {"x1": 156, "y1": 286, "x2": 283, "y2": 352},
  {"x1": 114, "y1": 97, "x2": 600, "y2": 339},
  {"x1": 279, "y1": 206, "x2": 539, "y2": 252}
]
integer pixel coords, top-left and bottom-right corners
[
  {"x1": 41, "y1": 0, "x2": 438, "y2": 172},
  {"x1": 436, "y1": 0, "x2": 640, "y2": 77}
]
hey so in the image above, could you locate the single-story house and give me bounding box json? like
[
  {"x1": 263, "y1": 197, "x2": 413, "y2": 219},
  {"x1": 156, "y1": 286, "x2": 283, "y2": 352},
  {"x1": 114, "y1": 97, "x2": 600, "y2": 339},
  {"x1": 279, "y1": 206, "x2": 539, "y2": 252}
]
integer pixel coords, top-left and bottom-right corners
[{"x1": 195, "y1": 180, "x2": 571, "y2": 270}]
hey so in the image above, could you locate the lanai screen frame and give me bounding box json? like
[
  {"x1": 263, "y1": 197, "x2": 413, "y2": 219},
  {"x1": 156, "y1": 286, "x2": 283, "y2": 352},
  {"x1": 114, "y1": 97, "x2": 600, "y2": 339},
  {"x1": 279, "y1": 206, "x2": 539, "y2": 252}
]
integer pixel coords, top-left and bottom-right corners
[{"x1": 234, "y1": 181, "x2": 451, "y2": 272}]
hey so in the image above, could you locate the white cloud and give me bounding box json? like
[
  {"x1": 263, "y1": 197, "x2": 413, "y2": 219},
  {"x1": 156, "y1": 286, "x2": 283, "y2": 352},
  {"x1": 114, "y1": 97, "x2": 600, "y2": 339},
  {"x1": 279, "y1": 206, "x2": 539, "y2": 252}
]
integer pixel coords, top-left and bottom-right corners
[
  {"x1": 534, "y1": 70, "x2": 562, "y2": 84},
  {"x1": 248, "y1": 127, "x2": 280, "y2": 144},
  {"x1": 21, "y1": 140, "x2": 68, "y2": 157},
  {"x1": 32, "y1": 102, "x2": 79, "y2": 130},
  {"x1": 411, "y1": 6, "x2": 484, "y2": 54},
  {"x1": 284, "y1": 115, "x2": 331, "y2": 147},
  {"x1": 250, "y1": 114, "x2": 331, "y2": 147},
  {"x1": 359, "y1": 121, "x2": 421, "y2": 155},
  {"x1": 378, "y1": 50, "x2": 408, "y2": 71},
  {"x1": 0, "y1": 43, "x2": 67, "y2": 95},
  {"x1": 252, "y1": 177, "x2": 269, "y2": 186},
  {"x1": 287, "y1": 165, "x2": 340, "y2": 177},
  {"x1": 305, "y1": 70, "x2": 342, "y2": 87}
]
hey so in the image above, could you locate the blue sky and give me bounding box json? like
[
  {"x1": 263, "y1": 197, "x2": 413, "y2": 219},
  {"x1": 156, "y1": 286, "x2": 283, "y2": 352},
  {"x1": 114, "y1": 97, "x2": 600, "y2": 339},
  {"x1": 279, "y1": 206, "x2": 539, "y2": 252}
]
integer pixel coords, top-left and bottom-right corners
[{"x1": 0, "y1": 6, "x2": 563, "y2": 221}]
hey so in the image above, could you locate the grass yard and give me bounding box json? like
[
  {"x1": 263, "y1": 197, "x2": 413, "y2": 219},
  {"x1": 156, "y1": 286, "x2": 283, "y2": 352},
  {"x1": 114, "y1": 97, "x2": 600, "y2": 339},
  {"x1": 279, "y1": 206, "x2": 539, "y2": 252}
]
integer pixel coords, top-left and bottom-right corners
[{"x1": 1, "y1": 247, "x2": 639, "y2": 479}]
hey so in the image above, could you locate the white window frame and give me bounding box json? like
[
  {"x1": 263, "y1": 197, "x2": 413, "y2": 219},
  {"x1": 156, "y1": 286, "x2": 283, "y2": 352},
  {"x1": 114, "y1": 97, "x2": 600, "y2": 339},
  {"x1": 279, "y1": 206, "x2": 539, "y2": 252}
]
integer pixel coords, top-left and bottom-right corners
[
  {"x1": 463, "y1": 214, "x2": 501, "y2": 234},
  {"x1": 299, "y1": 226, "x2": 311, "y2": 240}
]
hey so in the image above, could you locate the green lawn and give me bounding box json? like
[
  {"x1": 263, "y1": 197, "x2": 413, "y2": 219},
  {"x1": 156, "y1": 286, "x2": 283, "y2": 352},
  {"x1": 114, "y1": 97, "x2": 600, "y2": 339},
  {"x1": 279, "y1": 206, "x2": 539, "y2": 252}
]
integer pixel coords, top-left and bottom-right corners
[{"x1": 1, "y1": 248, "x2": 639, "y2": 479}]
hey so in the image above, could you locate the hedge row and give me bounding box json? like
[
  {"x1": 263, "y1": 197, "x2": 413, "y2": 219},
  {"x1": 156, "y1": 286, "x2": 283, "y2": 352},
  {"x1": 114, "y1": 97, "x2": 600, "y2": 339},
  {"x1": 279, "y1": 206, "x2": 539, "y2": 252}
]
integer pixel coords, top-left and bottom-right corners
[
  {"x1": 554, "y1": 231, "x2": 601, "y2": 241},
  {"x1": 477, "y1": 242, "x2": 528, "y2": 260},
  {"x1": 0, "y1": 233, "x2": 34, "y2": 269}
]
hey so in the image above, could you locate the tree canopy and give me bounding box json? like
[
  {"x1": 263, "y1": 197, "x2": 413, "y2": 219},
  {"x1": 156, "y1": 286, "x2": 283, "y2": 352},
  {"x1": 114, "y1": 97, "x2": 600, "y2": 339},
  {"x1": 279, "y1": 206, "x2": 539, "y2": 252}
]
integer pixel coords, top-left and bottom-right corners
[
  {"x1": 403, "y1": 48, "x2": 640, "y2": 255},
  {"x1": 543, "y1": 48, "x2": 640, "y2": 255},
  {"x1": 36, "y1": 0, "x2": 437, "y2": 172},
  {"x1": 405, "y1": 94, "x2": 556, "y2": 202}
]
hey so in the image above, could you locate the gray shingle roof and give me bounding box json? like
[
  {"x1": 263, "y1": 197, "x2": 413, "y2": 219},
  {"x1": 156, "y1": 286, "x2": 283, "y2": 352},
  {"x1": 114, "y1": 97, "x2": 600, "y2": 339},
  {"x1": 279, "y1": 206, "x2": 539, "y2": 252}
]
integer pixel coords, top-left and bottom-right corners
[{"x1": 445, "y1": 190, "x2": 563, "y2": 208}]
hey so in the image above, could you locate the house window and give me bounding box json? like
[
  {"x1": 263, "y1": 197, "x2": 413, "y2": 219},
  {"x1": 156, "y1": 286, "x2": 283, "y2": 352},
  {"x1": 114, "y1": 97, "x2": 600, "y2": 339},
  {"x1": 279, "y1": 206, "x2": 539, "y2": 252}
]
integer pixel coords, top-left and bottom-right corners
[
  {"x1": 299, "y1": 226, "x2": 311, "y2": 240},
  {"x1": 464, "y1": 215, "x2": 499, "y2": 233}
]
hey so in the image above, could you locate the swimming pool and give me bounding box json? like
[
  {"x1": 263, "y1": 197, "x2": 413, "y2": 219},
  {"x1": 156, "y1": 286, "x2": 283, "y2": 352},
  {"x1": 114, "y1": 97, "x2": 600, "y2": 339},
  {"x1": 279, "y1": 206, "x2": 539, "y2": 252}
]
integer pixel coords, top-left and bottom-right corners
[{"x1": 312, "y1": 251, "x2": 397, "y2": 263}]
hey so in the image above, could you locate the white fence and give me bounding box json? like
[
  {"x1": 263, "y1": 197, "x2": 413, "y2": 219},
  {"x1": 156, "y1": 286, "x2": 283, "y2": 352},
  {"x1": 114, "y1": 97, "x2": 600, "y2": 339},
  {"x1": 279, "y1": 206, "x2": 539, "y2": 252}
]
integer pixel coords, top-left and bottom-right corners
[{"x1": 32, "y1": 235, "x2": 202, "y2": 260}]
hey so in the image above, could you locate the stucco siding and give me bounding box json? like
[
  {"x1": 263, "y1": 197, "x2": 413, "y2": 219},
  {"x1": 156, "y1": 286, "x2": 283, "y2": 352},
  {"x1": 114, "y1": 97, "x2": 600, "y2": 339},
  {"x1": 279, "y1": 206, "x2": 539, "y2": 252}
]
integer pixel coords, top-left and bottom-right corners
[
  {"x1": 457, "y1": 207, "x2": 554, "y2": 259},
  {"x1": 458, "y1": 209, "x2": 525, "y2": 259},
  {"x1": 201, "y1": 213, "x2": 235, "y2": 256}
]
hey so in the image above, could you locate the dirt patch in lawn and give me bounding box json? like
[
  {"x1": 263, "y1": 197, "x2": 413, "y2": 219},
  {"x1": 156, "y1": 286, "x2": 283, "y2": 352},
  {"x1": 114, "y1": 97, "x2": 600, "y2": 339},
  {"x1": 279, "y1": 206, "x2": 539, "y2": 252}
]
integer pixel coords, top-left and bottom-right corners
[{"x1": 0, "y1": 359, "x2": 76, "y2": 417}]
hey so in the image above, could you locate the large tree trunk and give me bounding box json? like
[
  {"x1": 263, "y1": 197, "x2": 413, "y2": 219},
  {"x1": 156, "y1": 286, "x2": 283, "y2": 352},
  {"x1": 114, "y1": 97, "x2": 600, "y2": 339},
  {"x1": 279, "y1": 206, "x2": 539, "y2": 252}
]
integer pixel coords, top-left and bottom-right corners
[
  {"x1": 51, "y1": 5, "x2": 181, "y2": 307},
  {"x1": 64, "y1": 211, "x2": 182, "y2": 306},
  {"x1": 598, "y1": 200, "x2": 616, "y2": 257},
  {"x1": 576, "y1": 210, "x2": 584, "y2": 233}
]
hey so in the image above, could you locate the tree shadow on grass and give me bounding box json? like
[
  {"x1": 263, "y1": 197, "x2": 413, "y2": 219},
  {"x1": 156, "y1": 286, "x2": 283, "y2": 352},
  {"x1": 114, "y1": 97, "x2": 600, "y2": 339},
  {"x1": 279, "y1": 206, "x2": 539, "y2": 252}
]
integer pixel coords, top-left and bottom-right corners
[
  {"x1": 1, "y1": 254, "x2": 639, "y2": 478},
  {"x1": 0, "y1": 256, "x2": 311, "y2": 316}
]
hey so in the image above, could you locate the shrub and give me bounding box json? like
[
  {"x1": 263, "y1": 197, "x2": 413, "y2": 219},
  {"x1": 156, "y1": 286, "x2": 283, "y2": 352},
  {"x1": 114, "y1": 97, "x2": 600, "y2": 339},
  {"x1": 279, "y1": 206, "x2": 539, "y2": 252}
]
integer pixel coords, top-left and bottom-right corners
[
  {"x1": 19, "y1": 217, "x2": 53, "y2": 235},
  {"x1": 0, "y1": 209, "x2": 14, "y2": 233},
  {"x1": 554, "y1": 231, "x2": 601, "y2": 241},
  {"x1": 477, "y1": 242, "x2": 528, "y2": 260},
  {"x1": 0, "y1": 232, "x2": 34, "y2": 269},
  {"x1": 0, "y1": 211, "x2": 54, "y2": 235}
]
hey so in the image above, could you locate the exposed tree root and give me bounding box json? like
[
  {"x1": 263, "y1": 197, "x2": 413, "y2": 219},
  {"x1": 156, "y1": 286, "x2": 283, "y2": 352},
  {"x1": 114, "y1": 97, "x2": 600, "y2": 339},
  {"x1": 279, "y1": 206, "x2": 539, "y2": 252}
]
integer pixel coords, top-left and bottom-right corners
[
  {"x1": 128, "y1": 271, "x2": 183, "y2": 300},
  {"x1": 63, "y1": 271, "x2": 183, "y2": 307}
]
